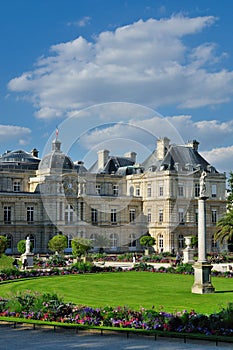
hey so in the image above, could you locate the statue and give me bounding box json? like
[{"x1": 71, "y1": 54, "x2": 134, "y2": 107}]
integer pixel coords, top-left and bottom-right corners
[
  {"x1": 200, "y1": 170, "x2": 207, "y2": 198},
  {"x1": 26, "y1": 236, "x2": 30, "y2": 254}
]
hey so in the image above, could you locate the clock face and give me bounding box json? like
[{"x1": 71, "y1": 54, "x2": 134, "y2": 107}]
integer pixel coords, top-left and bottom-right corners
[{"x1": 62, "y1": 176, "x2": 77, "y2": 194}]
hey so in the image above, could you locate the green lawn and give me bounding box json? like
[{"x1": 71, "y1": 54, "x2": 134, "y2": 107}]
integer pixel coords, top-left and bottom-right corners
[{"x1": 1, "y1": 272, "x2": 233, "y2": 314}]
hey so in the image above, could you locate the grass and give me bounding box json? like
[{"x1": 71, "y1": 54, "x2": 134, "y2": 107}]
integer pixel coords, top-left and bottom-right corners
[
  {"x1": 0, "y1": 255, "x2": 14, "y2": 269},
  {"x1": 1, "y1": 272, "x2": 233, "y2": 314}
]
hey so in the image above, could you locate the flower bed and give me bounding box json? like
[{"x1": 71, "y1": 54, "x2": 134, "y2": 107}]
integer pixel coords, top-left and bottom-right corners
[{"x1": 0, "y1": 290, "x2": 233, "y2": 338}]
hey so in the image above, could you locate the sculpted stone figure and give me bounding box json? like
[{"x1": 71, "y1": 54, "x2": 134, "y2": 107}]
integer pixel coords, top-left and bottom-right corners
[
  {"x1": 26, "y1": 236, "x2": 30, "y2": 253},
  {"x1": 200, "y1": 171, "x2": 207, "y2": 197}
]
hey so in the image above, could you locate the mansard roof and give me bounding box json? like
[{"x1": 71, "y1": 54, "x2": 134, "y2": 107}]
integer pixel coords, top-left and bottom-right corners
[
  {"x1": 89, "y1": 156, "x2": 135, "y2": 174},
  {"x1": 142, "y1": 143, "x2": 218, "y2": 173},
  {"x1": 0, "y1": 149, "x2": 40, "y2": 170}
]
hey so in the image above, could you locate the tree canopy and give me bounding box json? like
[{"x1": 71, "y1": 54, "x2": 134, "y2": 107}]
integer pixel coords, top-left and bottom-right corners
[
  {"x1": 214, "y1": 210, "x2": 233, "y2": 245},
  {"x1": 71, "y1": 238, "x2": 92, "y2": 258},
  {"x1": 48, "y1": 234, "x2": 67, "y2": 254},
  {"x1": 140, "y1": 235, "x2": 156, "y2": 248}
]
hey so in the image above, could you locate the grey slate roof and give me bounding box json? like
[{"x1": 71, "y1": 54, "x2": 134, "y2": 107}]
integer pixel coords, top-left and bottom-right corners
[
  {"x1": 0, "y1": 150, "x2": 40, "y2": 170},
  {"x1": 143, "y1": 144, "x2": 218, "y2": 173}
]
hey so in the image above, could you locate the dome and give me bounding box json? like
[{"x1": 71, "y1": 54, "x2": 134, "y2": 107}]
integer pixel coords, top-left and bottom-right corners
[{"x1": 39, "y1": 139, "x2": 74, "y2": 171}]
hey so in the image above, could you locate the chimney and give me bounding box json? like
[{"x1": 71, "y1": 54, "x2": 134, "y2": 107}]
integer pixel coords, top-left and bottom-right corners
[
  {"x1": 124, "y1": 151, "x2": 137, "y2": 163},
  {"x1": 157, "y1": 137, "x2": 170, "y2": 160},
  {"x1": 186, "y1": 140, "x2": 199, "y2": 151},
  {"x1": 98, "y1": 150, "x2": 109, "y2": 170},
  {"x1": 31, "y1": 148, "x2": 39, "y2": 158}
]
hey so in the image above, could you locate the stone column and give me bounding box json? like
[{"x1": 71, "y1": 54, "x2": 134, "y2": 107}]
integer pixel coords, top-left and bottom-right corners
[
  {"x1": 198, "y1": 198, "x2": 207, "y2": 262},
  {"x1": 192, "y1": 171, "x2": 215, "y2": 294}
]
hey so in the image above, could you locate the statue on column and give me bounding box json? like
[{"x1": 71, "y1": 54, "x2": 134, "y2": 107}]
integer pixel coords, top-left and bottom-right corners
[
  {"x1": 26, "y1": 236, "x2": 30, "y2": 254},
  {"x1": 200, "y1": 171, "x2": 207, "y2": 198}
]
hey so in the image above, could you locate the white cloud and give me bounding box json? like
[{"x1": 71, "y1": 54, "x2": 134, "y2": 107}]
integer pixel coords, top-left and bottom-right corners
[
  {"x1": 8, "y1": 15, "x2": 233, "y2": 120},
  {"x1": 0, "y1": 125, "x2": 31, "y2": 144},
  {"x1": 201, "y1": 145, "x2": 233, "y2": 174}
]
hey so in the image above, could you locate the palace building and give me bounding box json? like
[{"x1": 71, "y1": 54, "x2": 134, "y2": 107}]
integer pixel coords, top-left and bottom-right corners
[{"x1": 0, "y1": 137, "x2": 227, "y2": 255}]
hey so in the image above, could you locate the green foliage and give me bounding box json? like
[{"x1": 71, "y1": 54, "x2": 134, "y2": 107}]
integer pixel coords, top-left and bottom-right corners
[
  {"x1": 214, "y1": 210, "x2": 233, "y2": 244},
  {"x1": 191, "y1": 235, "x2": 198, "y2": 248},
  {"x1": 139, "y1": 235, "x2": 156, "y2": 248},
  {"x1": 72, "y1": 261, "x2": 93, "y2": 272},
  {"x1": 71, "y1": 237, "x2": 92, "y2": 258},
  {"x1": 0, "y1": 255, "x2": 16, "y2": 270},
  {"x1": 48, "y1": 234, "x2": 67, "y2": 254},
  {"x1": 0, "y1": 236, "x2": 7, "y2": 257},
  {"x1": 17, "y1": 240, "x2": 26, "y2": 254}
]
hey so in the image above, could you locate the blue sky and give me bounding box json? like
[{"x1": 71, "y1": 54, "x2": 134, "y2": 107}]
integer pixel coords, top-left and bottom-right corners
[{"x1": 1, "y1": 0, "x2": 233, "y2": 174}]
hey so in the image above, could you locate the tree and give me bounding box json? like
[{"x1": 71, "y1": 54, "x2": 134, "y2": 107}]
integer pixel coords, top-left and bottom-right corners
[
  {"x1": 71, "y1": 238, "x2": 92, "y2": 259},
  {"x1": 140, "y1": 235, "x2": 156, "y2": 254},
  {"x1": 0, "y1": 236, "x2": 7, "y2": 257},
  {"x1": 214, "y1": 210, "x2": 233, "y2": 250},
  {"x1": 17, "y1": 240, "x2": 26, "y2": 254},
  {"x1": 48, "y1": 234, "x2": 67, "y2": 254}
]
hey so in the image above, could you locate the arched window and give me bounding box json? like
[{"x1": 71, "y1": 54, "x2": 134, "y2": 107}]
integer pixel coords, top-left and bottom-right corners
[
  {"x1": 158, "y1": 234, "x2": 163, "y2": 252},
  {"x1": 4, "y1": 234, "x2": 13, "y2": 251},
  {"x1": 65, "y1": 205, "x2": 74, "y2": 224},
  {"x1": 110, "y1": 233, "x2": 118, "y2": 249},
  {"x1": 67, "y1": 234, "x2": 73, "y2": 249},
  {"x1": 211, "y1": 235, "x2": 217, "y2": 249},
  {"x1": 90, "y1": 233, "x2": 97, "y2": 246},
  {"x1": 129, "y1": 233, "x2": 136, "y2": 248},
  {"x1": 178, "y1": 234, "x2": 184, "y2": 249}
]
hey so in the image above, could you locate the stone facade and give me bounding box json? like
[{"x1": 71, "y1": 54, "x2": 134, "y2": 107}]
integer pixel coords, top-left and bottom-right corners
[{"x1": 0, "y1": 137, "x2": 227, "y2": 255}]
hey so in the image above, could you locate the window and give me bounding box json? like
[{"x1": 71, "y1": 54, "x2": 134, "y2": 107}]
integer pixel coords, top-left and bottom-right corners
[
  {"x1": 90, "y1": 233, "x2": 97, "y2": 246},
  {"x1": 211, "y1": 209, "x2": 217, "y2": 224},
  {"x1": 159, "y1": 186, "x2": 164, "y2": 197},
  {"x1": 27, "y1": 206, "x2": 34, "y2": 223},
  {"x1": 78, "y1": 231, "x2": 85, "y2": 238},
  {"x1": 194, "y1": 183, "x2": 200, "y2": 197},
  {"x1": 65, "y1": 204, "x2": 74, "y2": 224},
  {"x1": 159, "y1": 209, "x2": 163, "y2": 223},
  {"x1": 135, "y1": 185, "x2": 140, "y2": 196},
  {"x1": 80, "y1": 202, "x2": 84, "y2": 221},
  {"x1": 113, "y1": 184, "x2": 119, "y2": 196},
  {"x1": 129, "y1": 233, "x2": 136, "y2": 247},
  {"x1": 159, "y1": 234, "x2": 164, "y2": 250},
  {"x1": 59, "y1": 202, "x2": 63, "y2": 221},
  {"x1": 147, "y1": 183, "x2": 151, "y2": 197},
  {"x1": 178, "y1": 208, "x2": 185, "y2": 224},
  {"x1": 195, "y1": 209, "x2": 198, "y2": 225},
  {"x1": 129, "y1": 209, "x2": 136, "y2": 223},
  {"x1": 110, "y1": 233, "x2": 118, "y2": 248},
  {"x1": 4, "y1": 206, "x2": 11, "y2": 224},
  {"x1": 96, "y1": 185, "x2": 101, "y2": 195},
  {"x1": 178, "y1": 184, "x2": 184, "y2": 197},
  {"x1": 111, "y1": 209, "x2": 117, "y2": 224},
  {"x1": 211, "y1": 184, "x2": 217, "y2": 198},
  {"x1": 178, "y1": 234, "x2": 184, "y2": 248},
  {"x1": 91, "y1": 208, "x2": 98, "y2": 224},
  {"x1": 13, "y1": 181, "x2": 20, "y2": 192},
  {"x1": 211, "y1": 235, "x2": 217, "y2": 248},
  {"x1": 147, "y1": 209, "x2": 151, "y2": 223},
  {"x1": 67, "y1": 234, "x2": 73, "y2": 249},
  {"x1": 4, "y1": 234, "x2": 12, "y2": 249}
]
